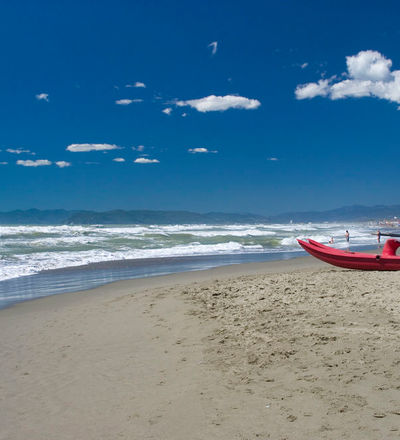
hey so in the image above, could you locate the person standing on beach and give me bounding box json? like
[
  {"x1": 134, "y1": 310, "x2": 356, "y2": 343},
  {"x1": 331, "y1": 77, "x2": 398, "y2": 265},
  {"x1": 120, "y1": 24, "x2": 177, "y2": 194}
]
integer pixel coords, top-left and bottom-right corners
[
  {"x1": 345, "y1": 230, "x2": 350, "y2": 244},
  {"x1": 377, "y1": 229, "x2": 381, "y2": 247}
]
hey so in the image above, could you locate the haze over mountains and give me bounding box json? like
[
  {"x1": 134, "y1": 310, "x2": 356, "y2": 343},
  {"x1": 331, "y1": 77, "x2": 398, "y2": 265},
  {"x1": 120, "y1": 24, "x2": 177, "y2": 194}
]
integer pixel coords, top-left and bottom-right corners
[{"x1": 0, "y1": 205, "x2": 399, "y2": 225}]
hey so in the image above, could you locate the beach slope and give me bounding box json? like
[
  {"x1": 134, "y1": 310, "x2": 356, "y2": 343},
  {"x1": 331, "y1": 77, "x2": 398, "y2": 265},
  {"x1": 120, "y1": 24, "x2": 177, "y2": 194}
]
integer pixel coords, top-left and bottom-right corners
[{"x1": 2, "y1": 256, "x2": 400, "y2": 439}]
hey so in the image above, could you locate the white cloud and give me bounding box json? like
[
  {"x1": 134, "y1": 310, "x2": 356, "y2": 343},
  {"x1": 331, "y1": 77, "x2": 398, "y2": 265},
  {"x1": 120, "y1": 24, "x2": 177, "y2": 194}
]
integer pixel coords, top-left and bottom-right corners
[
  {"x1": 188, "y1": 147, "x2": 218, "y2": 154},
  {"x1": 17, "y1": 159, "x2": 51, "y2": 167},
  {"x1": 115, "y1": 98, "x2": 143, "y2": 105},
  {"x1": 295, "y1": 79, "x2": 330, "y2": 99},
  {"x1": 0, "y1": 162, "x2": 7, "y2": 165},
  {"x1": 295, "y1": 50, "x2": 400, "y2": 106},
  {"x1": 267, "y1": 157, "x2": 278, "y2": 161},
  {"x1": 176, "y1": 95, "x2": 261, "y2": 112},
  {"x1": 115, "y1": 99, "x2": 133, "y2": 105},
  {"x1": 134, "y1": 157, "x2": 159, "y2": 164},
  {"x1": 162, "y1": 107, "x2": 172, "y2": 115},
  {"x1": 66, "y1": 143, "x2": 120, "y2": 152},
  {"x1": 329, "y1": 79, "x2": 372, "y2": 99},
  {"x1": 126, "y1": 82, "x2": 146, "y2": 88},
  {"x1": 132, "y1": 145, "x2": 145, "y2": 152},
  {"x1": 182, "y1": 112, "x2": 187, "y2": 117},
  {"x1": 36, "y1": 93, "x2": 49, "y2": 102},
  {"x1": 55, "y1": 161, "x2": 71, "y2": 168},
  {"x1": 347, "y1": 51, "x2": 392, "y2": 81},
  {"x1": 300, "y1": 62, "x2": 308, "y2": 69},
  {"x1": 113, "y1": 157, "x2": 125, "y2": 162},
  {"x1": 6, "y1": 148, "x2": 35, "y2": 155},
  {"x1": 208, "y1": 41, "x2": 218, "y2": 55}
]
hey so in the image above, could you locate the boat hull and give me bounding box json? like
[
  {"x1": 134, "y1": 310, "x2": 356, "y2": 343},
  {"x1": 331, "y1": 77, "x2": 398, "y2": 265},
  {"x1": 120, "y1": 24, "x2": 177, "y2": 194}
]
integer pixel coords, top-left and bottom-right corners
[{"x1": 298, "y1": 239, "x2": 400, "y2": 271}]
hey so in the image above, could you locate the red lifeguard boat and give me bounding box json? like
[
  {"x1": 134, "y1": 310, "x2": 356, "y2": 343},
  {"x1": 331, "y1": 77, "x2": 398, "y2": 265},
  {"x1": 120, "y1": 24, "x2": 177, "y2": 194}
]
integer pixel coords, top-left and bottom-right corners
[{"x1": 298, "y1": 238, "x2": 400, "y2": 271}]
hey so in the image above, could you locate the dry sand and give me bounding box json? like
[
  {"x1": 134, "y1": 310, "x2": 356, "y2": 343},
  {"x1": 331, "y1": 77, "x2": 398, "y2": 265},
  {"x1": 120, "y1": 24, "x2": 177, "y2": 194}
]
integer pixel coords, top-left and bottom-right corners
[{"x1": 2, "y1": 255, "x2": 400, "y2": 439}]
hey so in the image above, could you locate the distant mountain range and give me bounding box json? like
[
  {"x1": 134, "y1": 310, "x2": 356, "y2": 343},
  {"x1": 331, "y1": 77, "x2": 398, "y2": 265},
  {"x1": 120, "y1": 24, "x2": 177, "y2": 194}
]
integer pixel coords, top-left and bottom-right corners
[
  {"x1": 268, "y1": 205, "x2": 400, "y2": 223},
  {"x1": 0, "y1": 209, "x2": 267, "y2": 225},
  {"x1": 0, "y1": 205, "x2": 399, "y2": 225}
]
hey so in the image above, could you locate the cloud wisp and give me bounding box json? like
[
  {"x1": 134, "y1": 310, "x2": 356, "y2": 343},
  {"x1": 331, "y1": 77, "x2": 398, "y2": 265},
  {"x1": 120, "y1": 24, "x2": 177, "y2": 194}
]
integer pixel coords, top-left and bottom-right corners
[
  {"x1": 36, "y1": 93, "x2": 49, "y2": 102},
  {"x1": 295, "y1": 50, "x2": 400, "y2": 106},
  {"x1": 188, "y1": 147, "x2": 218, "y2": 154},
  {"x1": 55, "y1": 161, "x2": 71, "y2": 168},
  {"x1": 6, "y1": 148, "x2": 35, "y2": 155},
  {"x1": 113, "y1": 157, "x2": 125, "y2": 162},
  {"x1": 116, "y1": 99, "x2": 133, "y2": 105},
  {"x1": 162, "y1": 107, "x2": 172, "y2": 115},
  {"x1": 176, "y1": 95, "x2": 261, "y2": 112},
  {"x1": 66, "y1": 143, "x2": 120, "y2": 152},
  {"x1": 115, "y1": 98, "x2": 143, "y2": 105},
  {"x1": 132, "y1": 145, "x2": 145, "y2": 152},
  {"x1": 134, "y1": 157, "x2": 159, "y2": 164},
  {"x1": 126, "y1": 82, "x2": 146, "y2": 88},
  {"x1": 208, "y1": 41, "x2": 218, "y2": 55},
  {"x1": 17, "y1": 159, "x2": 52, "y2": 167}
]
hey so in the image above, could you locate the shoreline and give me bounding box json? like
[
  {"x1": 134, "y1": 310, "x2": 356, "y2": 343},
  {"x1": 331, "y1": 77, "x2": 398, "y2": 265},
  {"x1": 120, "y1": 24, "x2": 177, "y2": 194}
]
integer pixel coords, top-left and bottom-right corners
[
  {"x1": 0, "y1": 244, "x2": 379, "y2": 310},
  {"x1": 0, "y1": 253, "x2": 323, "y2": 313},
  {"x1": 38, "y1": 243, "x2": 379, "y2": 275},
  {"x1": 3, "y1": 250, "x2": 400, "y2": 439}
]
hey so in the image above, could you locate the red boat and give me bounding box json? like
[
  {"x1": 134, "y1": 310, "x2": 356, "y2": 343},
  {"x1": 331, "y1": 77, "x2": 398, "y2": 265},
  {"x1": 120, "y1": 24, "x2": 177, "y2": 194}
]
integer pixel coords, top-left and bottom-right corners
[{"x1": 297, "y1": 238, "x2": 400, "y2": 271}]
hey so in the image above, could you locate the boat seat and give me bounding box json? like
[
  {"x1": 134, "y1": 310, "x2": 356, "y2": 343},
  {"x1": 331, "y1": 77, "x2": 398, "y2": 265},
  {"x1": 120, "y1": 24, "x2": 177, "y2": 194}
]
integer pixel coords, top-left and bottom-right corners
[{"x1": 382, "y1": 239, "x2": 400, "y2": 257}]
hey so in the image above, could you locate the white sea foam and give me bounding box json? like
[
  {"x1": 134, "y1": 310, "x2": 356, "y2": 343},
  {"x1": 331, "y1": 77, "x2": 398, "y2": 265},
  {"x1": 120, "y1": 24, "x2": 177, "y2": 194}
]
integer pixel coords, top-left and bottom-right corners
[
  {"x1": 0, "y1": 222, "x2": 380, "y2": 281},
  {"x1": 0, "y1": 241, "x2": 253, "y2": 281}
]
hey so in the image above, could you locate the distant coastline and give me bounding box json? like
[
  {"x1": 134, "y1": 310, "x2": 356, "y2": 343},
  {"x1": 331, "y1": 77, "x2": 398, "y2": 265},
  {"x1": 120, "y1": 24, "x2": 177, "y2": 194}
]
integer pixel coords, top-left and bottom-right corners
[{"x1": 0, "y1": 204, "x2": 400, "y2": 225}]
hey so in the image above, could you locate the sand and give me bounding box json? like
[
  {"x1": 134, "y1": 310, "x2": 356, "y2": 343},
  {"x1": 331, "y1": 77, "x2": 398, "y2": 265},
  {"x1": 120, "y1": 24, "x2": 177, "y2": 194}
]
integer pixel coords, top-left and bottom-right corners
[{"x1": 2, "y1": 255, "x2": 400, "y2": 439}]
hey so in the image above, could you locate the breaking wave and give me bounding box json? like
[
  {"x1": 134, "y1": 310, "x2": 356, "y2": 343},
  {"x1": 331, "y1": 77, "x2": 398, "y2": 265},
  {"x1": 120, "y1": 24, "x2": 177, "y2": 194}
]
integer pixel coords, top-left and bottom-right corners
[{"x1": 0, "y1": 222, "x2": 379, "y2": 281}]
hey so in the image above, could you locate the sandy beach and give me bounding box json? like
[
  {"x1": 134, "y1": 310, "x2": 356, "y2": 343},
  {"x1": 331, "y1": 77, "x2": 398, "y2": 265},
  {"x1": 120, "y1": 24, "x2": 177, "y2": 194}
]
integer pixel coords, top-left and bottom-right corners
[{"x1": 2, "y1": 254, "x2": 400, "y2": 439}]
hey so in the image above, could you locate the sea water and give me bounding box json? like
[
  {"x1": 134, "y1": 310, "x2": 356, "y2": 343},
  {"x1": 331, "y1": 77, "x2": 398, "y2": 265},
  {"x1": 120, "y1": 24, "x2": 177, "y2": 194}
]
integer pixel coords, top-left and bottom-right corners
[{"x1": 0, "y1": 222, "x2": 379, "y2": 308}]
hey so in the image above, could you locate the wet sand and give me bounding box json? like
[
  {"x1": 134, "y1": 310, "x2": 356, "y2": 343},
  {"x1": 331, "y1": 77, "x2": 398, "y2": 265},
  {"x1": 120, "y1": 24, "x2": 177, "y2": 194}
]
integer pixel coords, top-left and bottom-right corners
[{"x1": 2, "y1": 254, "x2": 400, "y2": 439}]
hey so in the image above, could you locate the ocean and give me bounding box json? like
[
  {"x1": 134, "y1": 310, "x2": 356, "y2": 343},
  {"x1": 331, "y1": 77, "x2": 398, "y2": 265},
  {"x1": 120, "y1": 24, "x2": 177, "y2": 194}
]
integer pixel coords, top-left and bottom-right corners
[{"x1": 0, "y1": 222, "x2": 379, "y2": 308}]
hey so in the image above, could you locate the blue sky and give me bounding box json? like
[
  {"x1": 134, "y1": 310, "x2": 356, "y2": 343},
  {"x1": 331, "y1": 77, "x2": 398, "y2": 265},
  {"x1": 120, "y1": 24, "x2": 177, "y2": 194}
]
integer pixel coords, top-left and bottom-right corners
[{"x1": 1, "y1": 0, "x2": 400, "y2": 215}]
